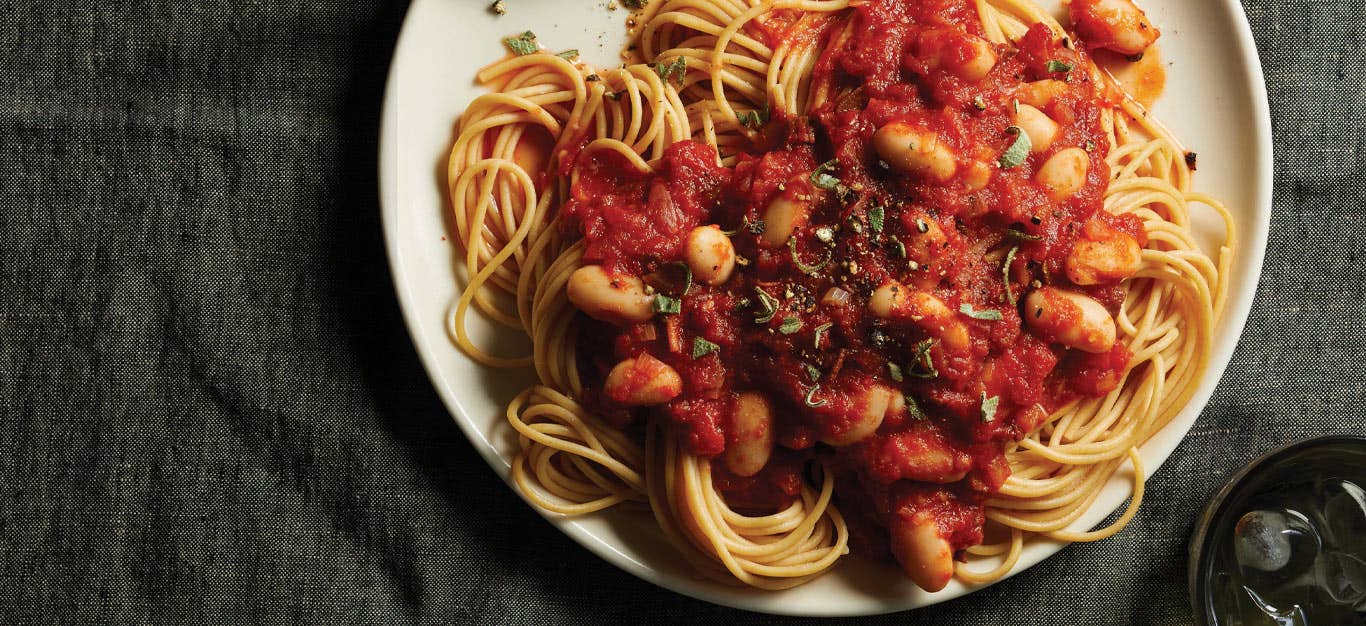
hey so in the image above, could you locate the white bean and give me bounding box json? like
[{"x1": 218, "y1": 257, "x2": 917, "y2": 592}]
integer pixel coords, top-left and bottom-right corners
[
  {"x1": 566, "y1": 265, "x2": 655, "y2": 326},
  {"x1": 869, "y1": 281, "x2": 970, "y2": 352},
  {"x1": 1013, "y1": 103, "x2": 1059, "y2": 153},
  {"x1": 724, "y1": 392, "x2": 774, "y2": 477},
  {"x1": 684, "y1": 225, "x2": 736, "y2": 285},
  {"x1": 890, "y1": 515, "x2": 954, "y2": 593},
  {"x1": 1035, "y1": 147, "x2": 1089, "y2": 201},
  {"x1": 916, "y1": 29, "x2": 997, "y2": 82},
  {"x1": 873, "y1": 122, "x2": 957, "y2": 183},
  {"x1": 603, "y1": 354, "x2": 683, "y2": 406},
  {"x1": 821, "y1": 385, "x2": 892, "y2": 447},
  {"x1": 1066, "y1": 220, "x2": 1142, "y2": 285},
  {"x1": 1070, "y1": 0, "x2": 1161, "y2": 56},
  {"x1": 761, "y1": 178, "x2": 813, "y2": 249},
  {"x1": 1016, "y1": 79, "x2": 1068, "y2": 109},
  {"x1": 1024, "y1": 287, "x2": 1117, "y2": 353}
]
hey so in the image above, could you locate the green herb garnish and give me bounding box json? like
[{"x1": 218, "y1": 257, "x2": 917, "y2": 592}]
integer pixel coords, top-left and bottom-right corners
[
  {"x1": 670, "y1": 261, "x2": 694, "y2": 295},
  {"x1": 738, "y1": 104, "x2": 769, "y2": 129},
  {"x1": 889, "y1": 235, "x2": 906, "y2": 258},
  {"x1": 813, "y1": 322, "x2": 832, "y2": 349},
  {"x1": 810, "y1": 159, "x2": 840, "y2": 191},
  {"x1": 788, "y1": 237, "x2": 831, "y2": 274},
  {"x1": 908, "y1": 338, "x2": 939, "y2": 379},
  {"x1": 906, "y1": 395, "x2": 927, "y2": 420},
  {"x1": 653, "y1": 294, "x2": 681, "y2": 314},
  {"x1": 998, "y1": 126, "x2": 1032, "y2": 169},
  {"x1": 804, "y1": 384, "x2": 827, "y2": 407},
  {"x1": 888, "y1": 362, "x2": 904, "y2": 382},
  {"x1": 557, "y1": 49, "x2": 580, "y2": 60},
  {"x1": 692, "y1": 337, "x2": 719, "y2": 359},
  {"x1": 1005, "y1": 228, "x2": 1043, "y2": 242},
  {"x1": 1046, "y1": 59, "x2": 1073, "y2": 73},
  {"x1": 656, "y1": 56, "x2": 687, "y2": 86},
  {"x1": 753, "y1": 287, "x2": 780, "y2": 324},
  {"x1": 504, "y1": 31, "x2": 539, "y2": 56},
  {"x1": 1003, "y1": 245, "x2": 1020, "y2": 305},
  {"x1": 803, "y1": 363, "x2": 822, "y2": 382},
  {"x1": 868, "y1": 205, "x2": 885, "y2": 233},
  {"x1": 980, "y1": 392, "x2": 1000, "y2": 423},
  {"x1": 960, "y1": 303, "x2": 1003, "y2": 321},
  {"x1": 779, "y1": 316, "x2": 803, "y2": 335}
]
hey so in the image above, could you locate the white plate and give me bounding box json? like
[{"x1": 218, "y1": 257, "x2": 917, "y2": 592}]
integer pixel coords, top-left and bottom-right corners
[{"x1": 379, "y1": 0, "x2": 1272, "y2": 616}]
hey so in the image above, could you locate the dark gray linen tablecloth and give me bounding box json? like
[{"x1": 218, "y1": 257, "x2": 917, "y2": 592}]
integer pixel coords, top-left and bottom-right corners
[{"x1": 0, "y1": 1, "x2": 1361, "y2": 624}]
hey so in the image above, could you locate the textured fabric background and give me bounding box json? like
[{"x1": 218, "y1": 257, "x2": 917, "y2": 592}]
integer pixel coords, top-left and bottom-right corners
[{"x1": 0, "y1": 1, "x2": 1360, "y2": 624}]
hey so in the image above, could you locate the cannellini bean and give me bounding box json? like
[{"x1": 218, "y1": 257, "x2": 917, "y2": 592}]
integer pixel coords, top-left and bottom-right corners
[
  {"x1": 962, "y1": 160, "x2": 993, "y2": 192},
  {"x1": 916, "y1": 29, "x2": 997, "y2": 82},
  {"x1": 1024, "y1": 287, "x2": 1116, "y2": 353},
  {"x1": 566, "y1": 265, "x2": 655, "y2": 326},
  {"x1": 1069, "y1": 0, "x2": 1161, "y2": 56},
  {"x1": 884, "y1": 429, "x2": 971, "y2": 484},
  {"x1": 873, "y1": 122, "x2": 958, "y2": 183},
  {"x1": 761, "y1": 177, "x2": 814, "y2": 248},
  {"x1": 1016, "y1": 79, "x2": 1068, "y2": 109},
  {"x1": 890, "y1": 516, "x2": 954, "y2": 592},
  {"x1": 1066, "y1": 220, "x2": 1142, "y2": 285},
  {"x1": 603, "y1": 354, "x2": 683, "y2": 406},
  {"x1": 868, "y1": 281, "x2": 909, "y2": 319},
  {"x1": 822, "y1": 385, "x2": 893, "y2": 446},
  {"x1": 1013, "y1": 103, "x2": 1059, "y2": 153},
  {"x1": 904, "y1": 214, "x2": 947, "y2": 266},
  {"x1": 684, "y1": 225, "x2": 736, "y2": 285},
  {"x1": 1035, "y1": 147, "x2": 1089, "y2": 201},
  {"x1": 724, "y1": 392, "x2": 774, "y2": 477},
  {"x1": 868, "y1": 281, "x2": 970, "y2": 352}
]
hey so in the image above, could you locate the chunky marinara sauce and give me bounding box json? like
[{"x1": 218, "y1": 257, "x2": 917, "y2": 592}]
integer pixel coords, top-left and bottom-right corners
[{"x1": 561, "y1": 0, "x2": 1145, "y2": 562}]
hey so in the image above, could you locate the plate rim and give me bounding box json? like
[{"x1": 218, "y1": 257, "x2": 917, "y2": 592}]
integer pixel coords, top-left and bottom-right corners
[{"x1": 377, "y1": 0, "x2": 1274, "y2": 615}]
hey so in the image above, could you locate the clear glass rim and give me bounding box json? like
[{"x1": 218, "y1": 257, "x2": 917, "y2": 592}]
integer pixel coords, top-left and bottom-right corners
[{"x1": 1187, "y1": 434, "x2": 1366, "y2": 625}]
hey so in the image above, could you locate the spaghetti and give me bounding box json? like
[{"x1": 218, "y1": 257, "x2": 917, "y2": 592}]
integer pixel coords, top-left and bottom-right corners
[{"x1": 446, "y1": 0, "x2": 1234, "y2": 593}]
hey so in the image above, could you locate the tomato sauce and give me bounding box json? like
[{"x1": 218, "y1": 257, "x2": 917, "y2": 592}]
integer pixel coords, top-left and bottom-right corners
[{"x1": 561, "y1": 0, "x2": 1137, "y2": 563}]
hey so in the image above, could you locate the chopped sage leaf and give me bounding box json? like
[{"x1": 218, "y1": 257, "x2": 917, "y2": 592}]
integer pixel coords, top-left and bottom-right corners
[
  {"x1": 868, "y1": 205, "x2": 885, "y2": 233},
  {"x1": 998, "y1": 126, "x2": 1032, "y2": 169},
  {"x1": 753, "y1": 287, "x2": 780, "y2": 324},
  {"x1": 1003, "y1": 245, "x2": 1020, "y2": 305},
  {"x1": 691, "y1": 337, "x2": 719, "y2": 359},
  {"x1": 655, "y1": 56, "x2": 687, "y2": 86},
  {"x1": 813, "y1": 322, "x2": 833, "y2": 349},
  {"x1": 960, "y1": 303, "x2": 1003, "y2": 321},
  {"x1": 810, "y1": 159, "x2": 841, "y2": 191},
  {"x1": 738, "y1": 104, "x2": 769, "y2": 129},
  {"x1": 1046, "y1": 59, "x2": 1073, "y2": 73},
  {"x1": 557, "y1": 49, "x2": 580, "y2": 60},
  {"x1": 890, "y1": 235, "x2": 907, "y2": 258},
  {"x1": 909, "y1": 338, "x2": 939, "y2": 379},
  {"x1": 1005, "y1": 228, "x2": 1043, "y2": 241},
  {"x1": 504, "y1": 31, "x2": 539, "y2": 56},
  {"x1": 980, "y1": 392, "x2": 1000, "y2": 423},
  {"x1": 788, "y1": 237, "x2": 831, "y2": 274},
  {"x1": 779, "y1": 316, "x2": 803, "y2": 335},
  {"x1": 804, "y1": 384, "x2": 828, "y2": 407},
  {"x1": 906, "y1": 395, "x2": 927, "y2": 420},
  {"x1": 887, "y1": 362, "x2": 904, "y2": 382},
  {"x1": 653, "y1": 294, "x2": 681, "y2": 314},
  {"x1": 803, "y1": 363, "x2": 822, "y2": 382}
]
